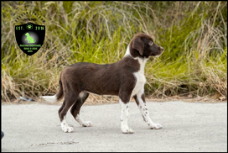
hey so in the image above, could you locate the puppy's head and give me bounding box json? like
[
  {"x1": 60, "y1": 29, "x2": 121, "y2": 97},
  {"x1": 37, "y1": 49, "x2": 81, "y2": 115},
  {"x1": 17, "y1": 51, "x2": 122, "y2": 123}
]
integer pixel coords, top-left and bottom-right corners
[{"x1": 130, "y1": 33, "x2": 163, "y2": 58}]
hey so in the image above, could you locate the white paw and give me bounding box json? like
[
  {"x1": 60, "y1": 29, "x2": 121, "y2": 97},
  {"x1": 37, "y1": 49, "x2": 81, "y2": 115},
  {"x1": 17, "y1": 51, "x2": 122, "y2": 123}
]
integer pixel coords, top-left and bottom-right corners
[
  {"x1": 82, "y1": 121, "x2": 92, "y2": 127},
  {"x1": 121, "y1": 126, "x2": 134, "y2": 134},
  {"x1": 61, "y1": 124, "x2": 74, "y2": 133},
  {"x1": 150, "y1": 123, "x2": 162, "y2": 129}
]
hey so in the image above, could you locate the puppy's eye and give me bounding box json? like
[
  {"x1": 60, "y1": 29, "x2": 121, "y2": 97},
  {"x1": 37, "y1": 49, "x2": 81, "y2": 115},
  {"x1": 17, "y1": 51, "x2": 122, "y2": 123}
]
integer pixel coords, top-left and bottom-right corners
[{"x1": 149, "y1": 41, "x2": 153, "y2": 46}]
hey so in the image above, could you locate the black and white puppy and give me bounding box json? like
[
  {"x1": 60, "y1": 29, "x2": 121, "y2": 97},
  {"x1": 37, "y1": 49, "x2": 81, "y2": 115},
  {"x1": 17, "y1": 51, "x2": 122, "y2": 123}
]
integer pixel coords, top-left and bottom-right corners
[{"x1": 41, "y1": 33, "x2": 164, "y2": 134}]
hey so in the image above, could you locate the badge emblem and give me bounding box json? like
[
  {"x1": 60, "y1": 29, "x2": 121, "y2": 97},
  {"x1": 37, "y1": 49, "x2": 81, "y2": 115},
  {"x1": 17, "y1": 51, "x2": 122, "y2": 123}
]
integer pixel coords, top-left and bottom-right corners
[{"x1": 15, "y1": 22, "x2": 45, "y2": 56}]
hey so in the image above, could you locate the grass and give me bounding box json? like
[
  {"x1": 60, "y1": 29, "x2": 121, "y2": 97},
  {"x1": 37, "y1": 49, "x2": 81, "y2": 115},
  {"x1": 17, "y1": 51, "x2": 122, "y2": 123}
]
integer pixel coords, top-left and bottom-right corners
[{"x1": 1, "y1": 1, "x2": 227, "y2": 102}]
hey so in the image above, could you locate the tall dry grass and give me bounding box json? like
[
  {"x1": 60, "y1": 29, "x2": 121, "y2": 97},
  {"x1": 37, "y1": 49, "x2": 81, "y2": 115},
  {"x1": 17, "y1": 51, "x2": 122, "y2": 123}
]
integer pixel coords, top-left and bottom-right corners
[{"x1": 1, "y1": 1, "x2": 227, "y2": 102}]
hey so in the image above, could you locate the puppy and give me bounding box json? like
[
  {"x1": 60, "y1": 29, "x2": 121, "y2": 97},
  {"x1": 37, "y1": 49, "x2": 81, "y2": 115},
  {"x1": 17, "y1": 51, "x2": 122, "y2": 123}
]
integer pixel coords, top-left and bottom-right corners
[{"x1": 41, "y1": 33, "x2": 164, "y2": 134}]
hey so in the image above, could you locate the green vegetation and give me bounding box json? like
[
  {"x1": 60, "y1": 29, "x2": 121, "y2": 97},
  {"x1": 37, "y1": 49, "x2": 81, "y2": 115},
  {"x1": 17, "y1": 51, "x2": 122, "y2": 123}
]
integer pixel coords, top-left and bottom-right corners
[{"x1": 1, "y1": 1, "x2": 227, "y2": 101}]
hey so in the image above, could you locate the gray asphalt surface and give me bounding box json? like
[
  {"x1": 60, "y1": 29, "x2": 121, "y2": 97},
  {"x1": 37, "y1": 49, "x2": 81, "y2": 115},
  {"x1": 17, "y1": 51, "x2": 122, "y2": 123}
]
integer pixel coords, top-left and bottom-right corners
[{"x1": 1, "y1": 101, "x2": 227, "y2": 152}]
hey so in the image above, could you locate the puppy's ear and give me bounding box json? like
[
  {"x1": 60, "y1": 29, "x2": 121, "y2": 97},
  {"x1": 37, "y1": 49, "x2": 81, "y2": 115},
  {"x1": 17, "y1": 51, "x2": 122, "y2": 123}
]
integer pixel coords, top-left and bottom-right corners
[{"x1": 132, "y1": 37, "x2": 144, "y2": 55}]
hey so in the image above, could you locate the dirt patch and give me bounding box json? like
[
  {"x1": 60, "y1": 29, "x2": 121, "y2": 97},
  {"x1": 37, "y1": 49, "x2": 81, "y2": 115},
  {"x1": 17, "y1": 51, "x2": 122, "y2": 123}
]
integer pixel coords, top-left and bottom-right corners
[{"x1": 2, "y1": 94, "x2": 226, "y2": 105}]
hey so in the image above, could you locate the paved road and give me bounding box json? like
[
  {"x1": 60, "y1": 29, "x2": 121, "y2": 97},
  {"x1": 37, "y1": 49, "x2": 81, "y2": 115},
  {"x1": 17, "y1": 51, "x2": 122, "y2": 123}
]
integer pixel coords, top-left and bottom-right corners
[{"x1": 1, "y1": 101, "x2": 227, "y2": 152}]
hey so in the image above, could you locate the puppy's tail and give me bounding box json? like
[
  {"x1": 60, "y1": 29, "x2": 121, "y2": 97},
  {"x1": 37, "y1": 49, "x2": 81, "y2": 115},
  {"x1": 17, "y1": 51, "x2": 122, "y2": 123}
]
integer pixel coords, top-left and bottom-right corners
[
  {"x1": 56, "y1": 79, "x2": 64, "y2": 101},
  {"x1": 40, "y1": 95, "x2": 57, "y2": 103},
  {"x1": 40, "y1": 79, "x2": 64, "y2": 103}
]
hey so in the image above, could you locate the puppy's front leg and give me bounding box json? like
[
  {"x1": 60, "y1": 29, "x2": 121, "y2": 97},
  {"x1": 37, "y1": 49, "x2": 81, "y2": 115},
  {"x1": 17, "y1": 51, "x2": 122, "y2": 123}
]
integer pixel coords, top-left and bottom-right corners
[
  {"x1": 134, "y1": 89, "x2": 162, "y2": 129},
  {"x1": 119, "y1": 99, "x2": 134, "y2": 134}
]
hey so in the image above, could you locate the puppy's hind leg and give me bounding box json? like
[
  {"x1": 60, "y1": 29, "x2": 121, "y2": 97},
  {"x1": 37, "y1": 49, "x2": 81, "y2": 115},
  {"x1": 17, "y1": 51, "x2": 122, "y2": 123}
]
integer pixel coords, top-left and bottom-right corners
[
  {"x1": 59, "y1": 92, "x2": 79, "y2": 133},
  {"x1": 70, "y1": 92, "x2": 92, "y2": 127}
]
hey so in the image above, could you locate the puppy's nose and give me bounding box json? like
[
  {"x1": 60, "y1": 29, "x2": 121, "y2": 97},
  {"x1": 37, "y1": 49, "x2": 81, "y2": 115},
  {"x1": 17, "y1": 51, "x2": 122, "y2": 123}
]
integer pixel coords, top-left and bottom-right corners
[{"x1": 160, "y1": 47, "x2": 164, "y2": 51}]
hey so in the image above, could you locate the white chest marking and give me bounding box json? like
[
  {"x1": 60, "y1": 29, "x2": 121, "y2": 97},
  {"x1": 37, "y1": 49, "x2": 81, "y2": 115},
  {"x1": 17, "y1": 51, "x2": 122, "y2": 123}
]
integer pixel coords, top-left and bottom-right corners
[
  {"x1": 131, "y1": 58, "x2": 147, "y2": 97},
  {"x1": 124, "y1": 45, "x2": 147, "y2": 97}
]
